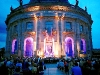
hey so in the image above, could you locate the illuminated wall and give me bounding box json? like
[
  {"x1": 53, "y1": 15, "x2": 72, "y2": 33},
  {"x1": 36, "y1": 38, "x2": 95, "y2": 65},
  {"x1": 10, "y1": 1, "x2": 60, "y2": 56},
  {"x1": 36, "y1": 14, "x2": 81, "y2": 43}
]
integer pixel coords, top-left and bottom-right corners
[{"x1": 5, "y1": 0, "x2": 93, "y2": 58}]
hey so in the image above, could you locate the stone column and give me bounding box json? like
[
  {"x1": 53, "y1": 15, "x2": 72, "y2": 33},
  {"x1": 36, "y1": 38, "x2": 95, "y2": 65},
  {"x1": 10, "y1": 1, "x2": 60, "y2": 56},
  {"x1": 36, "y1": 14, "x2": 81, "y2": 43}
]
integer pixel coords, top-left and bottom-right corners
[
  {"x1": 21, "y1": 36, "x2": 24, "y2": 57},
  {"x1": 5, "y1": 28, "x2": 11, "y2": 57},
  {"x1": 76, "y1": 19, "x2": 81, "y2": 57},
  {"x1": 36, "y1": 17, "x2": 40, "y2": 50},
  {"x1": 21, "y1": 20, "x2": 26, "y2": 57},
  {"x1": 54, "y1": 15, "x2": 59, "y2": 57},
  {"x1": 10, "y1": 27, "x2": 13, "y2": 54},
  {"x1": 17, "y1": 21, "x2": 22, "y2": 57},
  {"x1": 60, "y1": 16, "x2": 64, "y2": 57},
  {"x1": 72, "y1": 21, "x2": 77, "y2": 57}
]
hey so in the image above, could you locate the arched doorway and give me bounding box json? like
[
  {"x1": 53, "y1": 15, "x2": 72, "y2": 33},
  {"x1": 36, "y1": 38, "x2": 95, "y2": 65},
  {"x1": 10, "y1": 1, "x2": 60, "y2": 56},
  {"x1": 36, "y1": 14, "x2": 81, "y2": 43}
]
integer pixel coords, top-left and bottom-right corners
[
  {"x1": 80, "y1": 39, "x2": 86, "y2": 54},
  {"x1": 65, "y1": 37, "x2": 74, "y2": 57},
  {"x1": 80, "y1": 40, "x2": 83, "y2": 50},
  {"x1": 24, "y1": 37, "x2": 34, "y2": 57},
  {"x1": 12, "y1": 39, "x2": 17, "y2": 54},
  {"x1": 44, "y1": 37, "x2": 54, "y2": 57}
]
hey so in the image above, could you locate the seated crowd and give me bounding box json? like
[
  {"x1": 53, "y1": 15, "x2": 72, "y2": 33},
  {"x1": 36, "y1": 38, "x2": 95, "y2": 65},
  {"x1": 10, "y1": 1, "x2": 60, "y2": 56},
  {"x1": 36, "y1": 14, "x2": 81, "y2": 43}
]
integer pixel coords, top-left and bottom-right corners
[
  {"x1": 0, "y1": 56, "x2": 46, "y2": 75},
  {"x1": 0, "y1": 56, "x2": 100, "y2": 75},
  {"x1": 57, "y1": 57, "x2": 100, "y2": 75}
]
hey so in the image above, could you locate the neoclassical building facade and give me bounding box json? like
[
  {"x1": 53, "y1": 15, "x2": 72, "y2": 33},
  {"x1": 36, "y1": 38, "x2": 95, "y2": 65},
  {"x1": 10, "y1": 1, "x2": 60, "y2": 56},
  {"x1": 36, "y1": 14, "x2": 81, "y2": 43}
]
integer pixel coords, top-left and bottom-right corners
[{"x1": 5, "y1": 0, "x2": 93, "y2": 58}]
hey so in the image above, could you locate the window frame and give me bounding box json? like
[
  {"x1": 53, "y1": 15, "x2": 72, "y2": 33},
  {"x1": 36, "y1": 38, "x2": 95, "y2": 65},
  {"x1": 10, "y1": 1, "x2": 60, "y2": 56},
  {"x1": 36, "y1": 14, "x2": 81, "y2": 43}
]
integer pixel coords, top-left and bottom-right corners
[
  {"x1": 14, "y1": 25, "x2": 17, "y2": 33},
  {"x1": 80, "y1": 25, "x2": 84, "y2": 32},
  {"x1": 26, "y1": 22, "x2": 34, "y2": 30},
  {"x1": 45, "y1": 21, "x2": 53, "y2": 35},
  {"x1": 65, "y1": 22, "x2": 72, "y2": 31}
]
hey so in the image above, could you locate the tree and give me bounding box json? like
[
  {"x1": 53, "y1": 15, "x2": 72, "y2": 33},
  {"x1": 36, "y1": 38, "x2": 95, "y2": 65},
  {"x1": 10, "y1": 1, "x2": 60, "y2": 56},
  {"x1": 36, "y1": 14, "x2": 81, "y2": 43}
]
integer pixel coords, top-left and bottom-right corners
[{"x1": 0, "y1": 47, "x2": 5, "y2": 57}]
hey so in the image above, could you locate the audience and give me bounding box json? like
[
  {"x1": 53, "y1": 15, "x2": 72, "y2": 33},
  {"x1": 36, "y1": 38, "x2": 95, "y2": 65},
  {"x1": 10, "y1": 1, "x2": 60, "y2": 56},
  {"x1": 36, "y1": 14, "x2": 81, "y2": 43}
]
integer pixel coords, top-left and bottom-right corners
[{"x1": 0, "y1": 56, "x2": 100, "y2": 75}]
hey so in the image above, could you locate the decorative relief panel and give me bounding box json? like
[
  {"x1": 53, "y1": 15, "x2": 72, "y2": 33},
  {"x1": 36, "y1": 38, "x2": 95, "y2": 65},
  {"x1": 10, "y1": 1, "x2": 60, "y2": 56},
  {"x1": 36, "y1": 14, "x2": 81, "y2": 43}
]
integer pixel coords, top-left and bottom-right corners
[
  {"x1": 41, "y1": 29, "x2": 57, "y2": 42},
  {"x1": 25, "y1": 5, "x2": 69, "y2": 12},
  {"x1": 11, "y1": 33, "x2": 18, "y2": 39},
  {"x1": 23, "y1": 31, "x2": 36, "y2": 41},
  {"x1": 62, "y1": 31, "x2": 75, "y2": 41}
]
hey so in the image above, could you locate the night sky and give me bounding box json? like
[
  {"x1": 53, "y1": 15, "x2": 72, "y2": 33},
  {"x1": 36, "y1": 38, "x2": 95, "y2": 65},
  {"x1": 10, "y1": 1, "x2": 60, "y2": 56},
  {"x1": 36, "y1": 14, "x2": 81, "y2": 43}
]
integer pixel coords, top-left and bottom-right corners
[{"x1": 0, "y1": 0, "x2": 100, "y2": 48}]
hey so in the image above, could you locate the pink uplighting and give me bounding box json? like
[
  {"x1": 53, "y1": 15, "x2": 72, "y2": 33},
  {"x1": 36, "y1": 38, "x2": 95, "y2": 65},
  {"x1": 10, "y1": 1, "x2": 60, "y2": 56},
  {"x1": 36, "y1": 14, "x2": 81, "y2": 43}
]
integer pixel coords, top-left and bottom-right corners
[
  {"x1": 12, "y1": 39, "x2": 17, "y2": 53},
  {"x1": 24, "y1": 37, "x2": 34, "y2": 57},
  {"x1": 81, "y1": 39, "x2": 86, "y2": 52},
  {"x1": 65, "y1": 37, "x2": 74, "y2": 57},
  {"x1": 44, "y1": 37, "x2": 54, "y2": 57}
]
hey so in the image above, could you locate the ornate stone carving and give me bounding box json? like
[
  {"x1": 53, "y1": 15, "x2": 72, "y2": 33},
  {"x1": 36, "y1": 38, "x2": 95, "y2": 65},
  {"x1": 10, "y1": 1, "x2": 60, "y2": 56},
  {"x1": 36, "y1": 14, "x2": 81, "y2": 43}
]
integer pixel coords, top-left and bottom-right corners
[
  {"x1": 11, "y1": 32, "x2": 18, "y2": 39},
  {"x1": 80, "y1": 32, "x2": 86, "y2": 39},
  {"x1": 25, "y1": 6, "x2": 69, "y2": 12},
  {"x1": 23, "y1": 31, "x2": 36, "y2": 38},
  {"x1": 63, "y1": 31, "x2": 74, "y2": 36},
  {"x1": 42, "y1": 29, "x2": 57, "y2": 36}
]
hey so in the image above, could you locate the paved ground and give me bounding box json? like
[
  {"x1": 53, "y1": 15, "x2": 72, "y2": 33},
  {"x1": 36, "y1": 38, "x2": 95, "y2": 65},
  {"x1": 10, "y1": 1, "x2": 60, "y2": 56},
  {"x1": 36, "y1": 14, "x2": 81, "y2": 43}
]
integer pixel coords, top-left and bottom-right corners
[{"x1": 43, "y1": 64, "x2": 67, "y2": 75}]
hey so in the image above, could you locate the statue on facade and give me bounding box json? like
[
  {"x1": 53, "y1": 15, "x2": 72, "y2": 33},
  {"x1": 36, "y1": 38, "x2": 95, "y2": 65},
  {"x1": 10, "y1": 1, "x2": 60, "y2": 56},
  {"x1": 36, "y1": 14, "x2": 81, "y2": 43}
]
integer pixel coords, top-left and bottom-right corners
[
  {"x1": 75, "y1": 0, "x2": 79, "y2": 8},
  {"x1": 85, "y1": 6, "x2": 87, "y2": 12},
  {"x1": 10, "y1": 6, "x2": 13, "y2": 12},
  {"x1": 17, "y1": 0, "x2": 23, "y2": 6}
]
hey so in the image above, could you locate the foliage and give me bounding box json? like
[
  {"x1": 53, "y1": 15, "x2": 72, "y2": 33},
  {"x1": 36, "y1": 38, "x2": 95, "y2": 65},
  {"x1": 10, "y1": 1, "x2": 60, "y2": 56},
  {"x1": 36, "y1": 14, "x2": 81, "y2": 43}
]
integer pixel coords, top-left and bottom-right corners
[{"x1": 0, "y1": 47, "x2": 5, "y2": 57}]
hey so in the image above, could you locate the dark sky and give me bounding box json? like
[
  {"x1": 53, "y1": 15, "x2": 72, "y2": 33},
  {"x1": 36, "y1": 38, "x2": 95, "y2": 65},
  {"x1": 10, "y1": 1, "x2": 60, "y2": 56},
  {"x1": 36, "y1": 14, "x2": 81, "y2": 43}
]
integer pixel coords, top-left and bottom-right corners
[{"x1": 0, "y1": 0, "x2": 100, "y2": 48}]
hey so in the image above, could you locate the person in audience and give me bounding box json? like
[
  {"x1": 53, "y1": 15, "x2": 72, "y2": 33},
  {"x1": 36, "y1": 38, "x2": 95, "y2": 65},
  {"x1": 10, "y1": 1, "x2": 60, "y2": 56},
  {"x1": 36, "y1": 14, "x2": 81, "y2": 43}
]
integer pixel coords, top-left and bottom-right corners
[{"x1": 71, "y1": 62, "x2": 82, "y2": 75}]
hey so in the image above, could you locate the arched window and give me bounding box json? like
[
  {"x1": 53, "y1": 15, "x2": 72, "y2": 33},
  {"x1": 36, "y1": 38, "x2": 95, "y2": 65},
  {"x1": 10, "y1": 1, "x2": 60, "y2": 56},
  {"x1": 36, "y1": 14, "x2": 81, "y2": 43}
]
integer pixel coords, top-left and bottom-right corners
[
  {"x1": 26, "y1": 22, "x2": 34, "y2": 30},
  {"x1": 45, "y1": 21, "x2": 53, "y2": 35},
  {"x1": 80, "y1": 25, "x2": 83, "y2": 32},
  {"x1": 65, "y1": 22, "x2": 72, "y2": 30}
]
